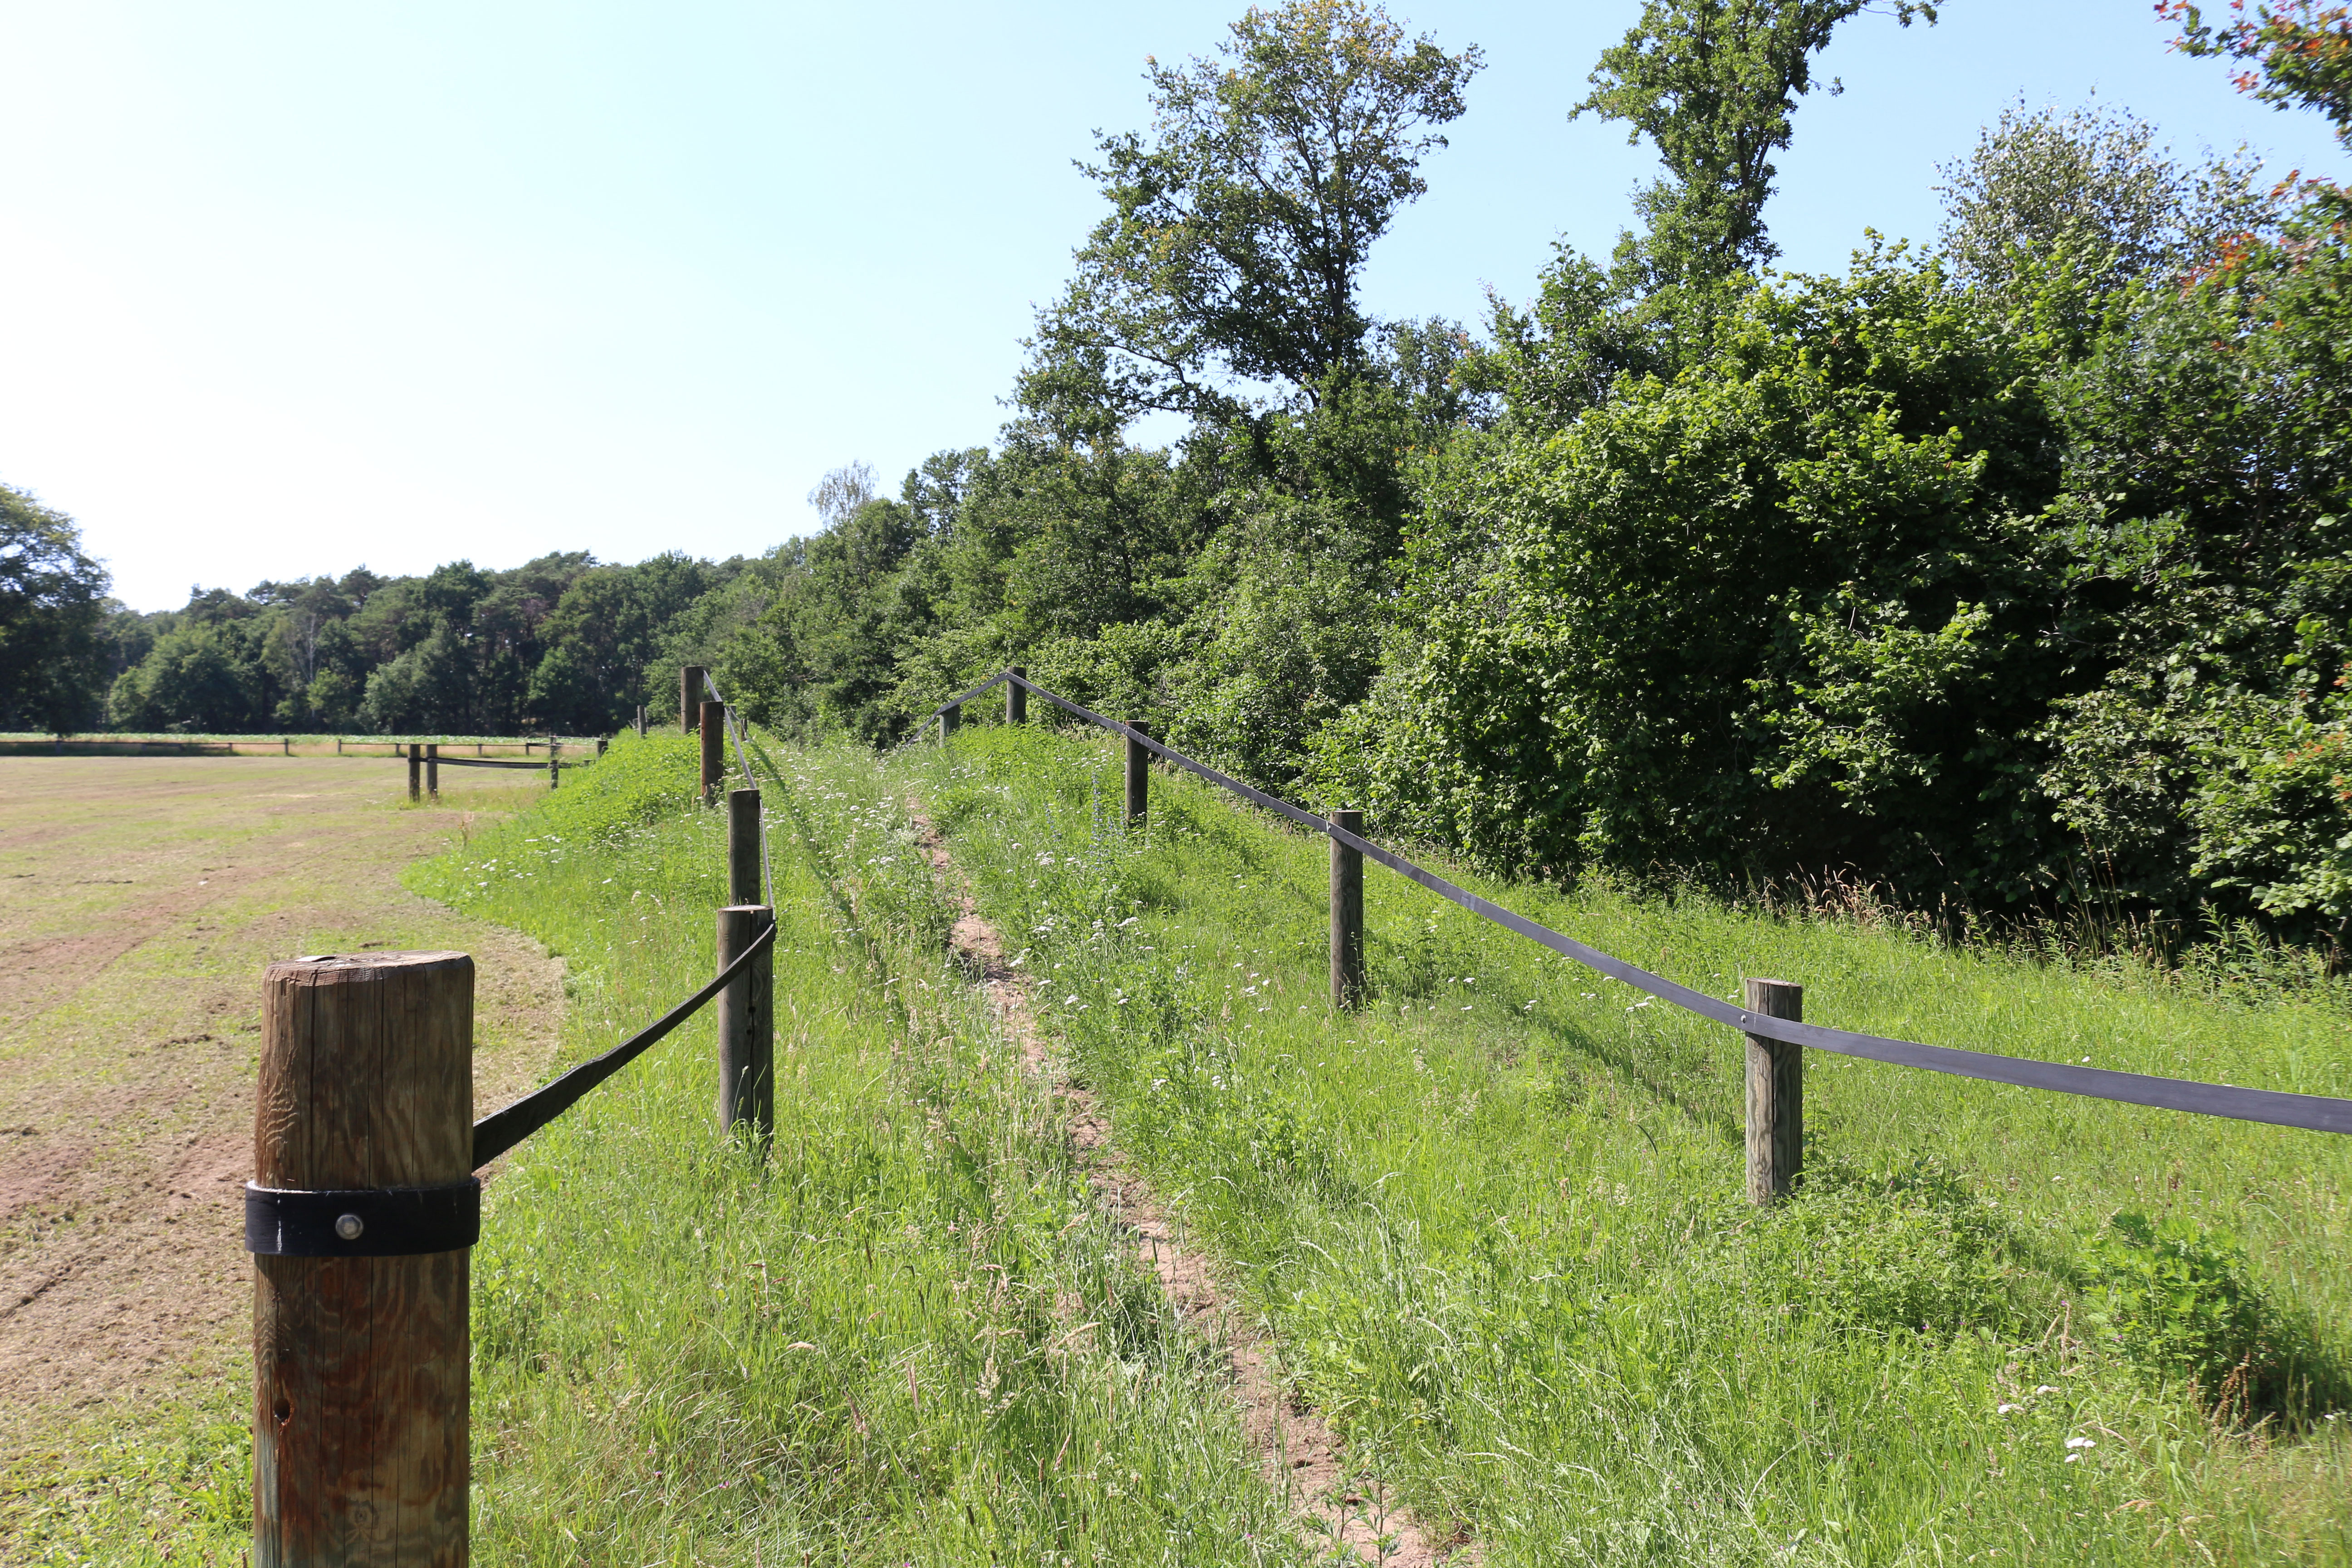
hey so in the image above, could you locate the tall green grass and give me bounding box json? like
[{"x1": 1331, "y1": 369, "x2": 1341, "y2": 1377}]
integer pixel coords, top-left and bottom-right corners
[
  {"x1": 884, "y1": 724, "x2": 2352, "y2": 1566},
  {"x1": 11, "y1": 730, "x2": 1307, "y2": 1564},
  {"x1": 411, "y1": 730, "x2": 1303, "y2": 1563}
]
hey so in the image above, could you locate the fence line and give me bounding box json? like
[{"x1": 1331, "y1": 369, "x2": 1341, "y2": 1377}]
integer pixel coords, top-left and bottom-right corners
[
  {"x1": 469, "y1": 917, "x2": 779, "y2": 1167},
  {"x1": 704, "y1": 670, "x2": 774, "y2": 908},
  {"x1": 922, "y1": 668, "x2": 2352, "y2": 1140},
  {"x1": 245, "y1": 673, "x2": 783, "y2": 1555}
]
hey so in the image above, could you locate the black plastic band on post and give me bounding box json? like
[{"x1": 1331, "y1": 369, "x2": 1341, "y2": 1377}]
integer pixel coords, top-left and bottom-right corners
[{"x1": 244, "y1": 1178, "x2": 481, "y2": 1257}]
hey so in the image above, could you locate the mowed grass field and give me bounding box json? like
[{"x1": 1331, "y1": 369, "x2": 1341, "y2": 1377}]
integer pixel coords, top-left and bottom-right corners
[{"x1": 0, "y1": 757, "x2": 566, "y2": 1559}]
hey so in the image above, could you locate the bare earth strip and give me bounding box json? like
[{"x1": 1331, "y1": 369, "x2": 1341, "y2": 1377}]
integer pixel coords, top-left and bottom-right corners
[
  {"x1": 907, "y1": 797, "x2": 1471, "y2": 1566},
  {"x1": 0, "y1": 758, "x2": 565, "y2": 1471}
]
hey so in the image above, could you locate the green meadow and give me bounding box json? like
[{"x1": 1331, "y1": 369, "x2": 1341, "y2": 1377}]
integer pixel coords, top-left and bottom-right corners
[
  {"x1": 886, "y1": 720, "x2": 2352, "y2": 1566},
  {"x1": 19, "y1": 721, "x2": 2349, "y2": 1563}
]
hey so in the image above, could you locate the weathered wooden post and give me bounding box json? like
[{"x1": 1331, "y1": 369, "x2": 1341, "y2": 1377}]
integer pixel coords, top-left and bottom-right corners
[
  {"x1": 715, "y1": 905, "x2": 775, "y2": 1151},
  {"x1": 937, "y1": 702, "x2": 960, "y2": 744},
  {"x1": 426, "y1": 744, "x2": 439, "y2": 800},
  {"x1": 728, "y1": 789, "x2": 763, "y2": 906},
  {"x1": 249, "y1": 952, "x2": 477, "y2": 1564},
  {"x1": 1006, "y1": 665, "x2": 1027, "y2": 725},
  {"x1": 283, "y1": 736, "x2": 291, "y2": 756},
  {"x1": 596, "y1": 737, "x2": 608, "y2": 758},
  {"x1": 548, "y1": 739, "x2": 560, "y2": 791},
  {"x1": 1330, "y1": 807, "x2": 1365, "y2": 1009},
  {"x1": 681, "y1": 666, "x2": 706, "y2": 733},
  {"x1": 1743, "y1": 978, "x2": 1804, "y2": 1205},
  {"x1": 1123, "y1": 721, "x2": 1153, "y2": 827},
  {"x1": 700, "y1": 702, "x2": 725, "y2": 804},
  {"x1": 406, "y1": 744, "x2": 421, "y2": 803}
]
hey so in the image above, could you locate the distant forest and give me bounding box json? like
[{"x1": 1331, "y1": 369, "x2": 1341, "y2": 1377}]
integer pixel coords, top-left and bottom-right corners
[{"x1": 10, "y1": 0, "x2": 2352, "y2": 947}]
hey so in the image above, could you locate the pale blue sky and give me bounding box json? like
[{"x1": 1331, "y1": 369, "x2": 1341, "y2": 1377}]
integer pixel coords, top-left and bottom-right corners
[{"x1": 2, "y1": 1, "x2": 2342, "y2": 611}]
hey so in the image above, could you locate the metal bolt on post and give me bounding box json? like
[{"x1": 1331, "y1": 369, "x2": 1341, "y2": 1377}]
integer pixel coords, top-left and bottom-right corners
[{"x1": 250, "y1": 952, "x2": 476, "y2": 1564}]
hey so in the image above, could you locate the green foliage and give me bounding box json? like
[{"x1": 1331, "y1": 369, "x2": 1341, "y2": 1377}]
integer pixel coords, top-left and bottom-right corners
[
  {"x1": 2084, "y1": 1210, "x2": 2329, "y2": 1415},
  {"x1": 896, "y1": 723, "x2": 2352, "y2": 1564},
  {"x1": 1324, "y1": 250, "x2": 2068, "y2": 899},
  {"x1": 1575, "y1": 0, "x2": 1936, "y2": 291},
  {"x1": 1935, "y1": 98, "x2": 2276, "y2": 297},
  {"x1": 1746, "y1": 1153, "x2": 2029, "y2": 1338},
  {"x1": 0, "y1": 484, "x2": 111, "y2": 731},
  {"x1": 108, "y1": 621, "x2": 266, "y2": 731},
  {"x1": 1020, "y1": 0, "x2": 1480, "y2": 436}
]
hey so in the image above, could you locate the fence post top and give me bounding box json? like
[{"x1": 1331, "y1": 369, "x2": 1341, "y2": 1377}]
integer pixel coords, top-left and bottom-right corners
[{"x1": 270, "y1": 951, "x2": 472, "y2": 981}]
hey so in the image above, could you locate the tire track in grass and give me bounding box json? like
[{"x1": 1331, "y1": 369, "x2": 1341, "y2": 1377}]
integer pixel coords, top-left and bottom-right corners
[{"x1": 904, "y1": 791, "x2": 1473, "y2": 1567}]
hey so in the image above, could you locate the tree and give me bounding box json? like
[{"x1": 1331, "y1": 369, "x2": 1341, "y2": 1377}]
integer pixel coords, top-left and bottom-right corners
[
  {"x1": 1021, "y1": 0, "x2": 1481, "y2": 437},
  {"x1": 807, "y1": 461, "x2": 878, "y2": 528},
  {"x1": 1575, "y1": 0, "x2": 1936, "y2": 289},
  {"x1": 0, "y1": 485, "x2": 111, "y2": 731},
  {"x1": 109, "y1": 622, "x2": 265, "y2": 731},
  {"x1": 1936, "y1": 98, "x2": 2275, "y2": 294}
]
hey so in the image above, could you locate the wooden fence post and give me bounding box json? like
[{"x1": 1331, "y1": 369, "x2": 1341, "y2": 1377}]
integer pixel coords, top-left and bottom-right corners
[
  {"x1": 1330, "y1": 807, "x2": 1365, "y2": 1009},
  {"x1": 283, "y1": 736, "x2": 291, "y2": 756},
  {"x1": 426, "y1": 744, "x2": 438, "y2": 800},
  {"x1": 596, "y1": 737, "x2": 608, "y2": 757},
  {"x1": 406, "y1": 744, "x2": 420, "y2": 803},
  {"x1": 937, "y1": 703, "x2": 960, "y2": 744},
  {"x1": 1124, "y1": 721, "x2": 1152, "y2": 827},
  {"x1": 700, "y1": 702, "x2": 725, "y2": 804},
  {"x1": 251, "y1": 952, "x2": 474, "y2": 1564},
  {"x1": 1006, "y1": 666, "x2": 1027, "y2": 725},
  {"x1": 681, "y1": 667, "x2": 706, "y2": 733},
  {"x1": 727, "y1": 789, "x2": 763, "y2": 906},
  {"x1": 715, "y1": 905, "x2": 775, "y2": 1151},
  {"x1": 1743, "y1": 978, "x2": 1804, "y2": 1205},
  {"x1": 548, "y1": 740, "x2": 560, "y2": 791}
]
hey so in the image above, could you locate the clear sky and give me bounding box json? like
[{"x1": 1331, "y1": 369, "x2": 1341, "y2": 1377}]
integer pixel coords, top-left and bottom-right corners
[{"x1": 2, "y1": 1, "x2": 2343, "y2": 612}]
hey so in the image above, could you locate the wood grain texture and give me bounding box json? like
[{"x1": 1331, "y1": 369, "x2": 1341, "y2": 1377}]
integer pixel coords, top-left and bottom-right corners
[
  {"x1": 254, "y1": 952, "x2": 473, "y2": 1566},
  {"x1": 1124, "y1": 721, "x2": 1152, "y2": 826},
  {"x1": 727, "y1": 789, "x2": 763, "y2": 906},
  {"x1": 1329, "y1": 808, "x2": 1365, "y2": 1010},
  {"x1": 715, "y1": 906, "x2": 774, "y2": 1149},
  {"x1": 680, "y1": 666, "x2": 706, "y2": 734},
  {"x1": 699, "y1": 702, "x2": 725, "y2": 804},
  {"x1": 1743, "y1": 977, "x2": 1804, "y2": 1207}
]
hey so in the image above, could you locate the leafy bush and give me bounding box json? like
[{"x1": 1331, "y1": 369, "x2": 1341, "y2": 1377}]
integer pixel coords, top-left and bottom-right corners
[
  {"x1": 2085, "y1": 1210, "x2": 2298, "y2": 1412},
  {"x1": 1742, "y1": 1153, "x2": 2028, "y2": 1339}
]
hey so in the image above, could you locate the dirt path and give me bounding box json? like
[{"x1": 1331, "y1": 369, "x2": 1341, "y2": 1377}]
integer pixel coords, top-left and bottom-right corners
[
  {"x1": 908, "y1": 797, "x2": 1470, "y2": 1565},
  {"x1": 0, "y1": 758, "x2": 566, "y2": 1468}
]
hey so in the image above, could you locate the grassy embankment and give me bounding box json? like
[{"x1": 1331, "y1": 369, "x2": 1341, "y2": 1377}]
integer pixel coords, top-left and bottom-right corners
[{"x1": 879, "y1": 721, "x2": 2352, "y2": 1566}]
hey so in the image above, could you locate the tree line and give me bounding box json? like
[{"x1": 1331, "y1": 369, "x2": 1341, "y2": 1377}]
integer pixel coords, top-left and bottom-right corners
[{"x1": 9, "y1": 0, "x2": 2351, "y2": 947}]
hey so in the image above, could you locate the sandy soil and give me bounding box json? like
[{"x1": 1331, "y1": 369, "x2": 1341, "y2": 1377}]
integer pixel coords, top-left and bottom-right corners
[
  {"x1": 908, "y1": 795, "x2": 1472, "y2": 1565},
  {"x1": 0, "y1": 758, "x2": 565, "y2": 1466}
]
